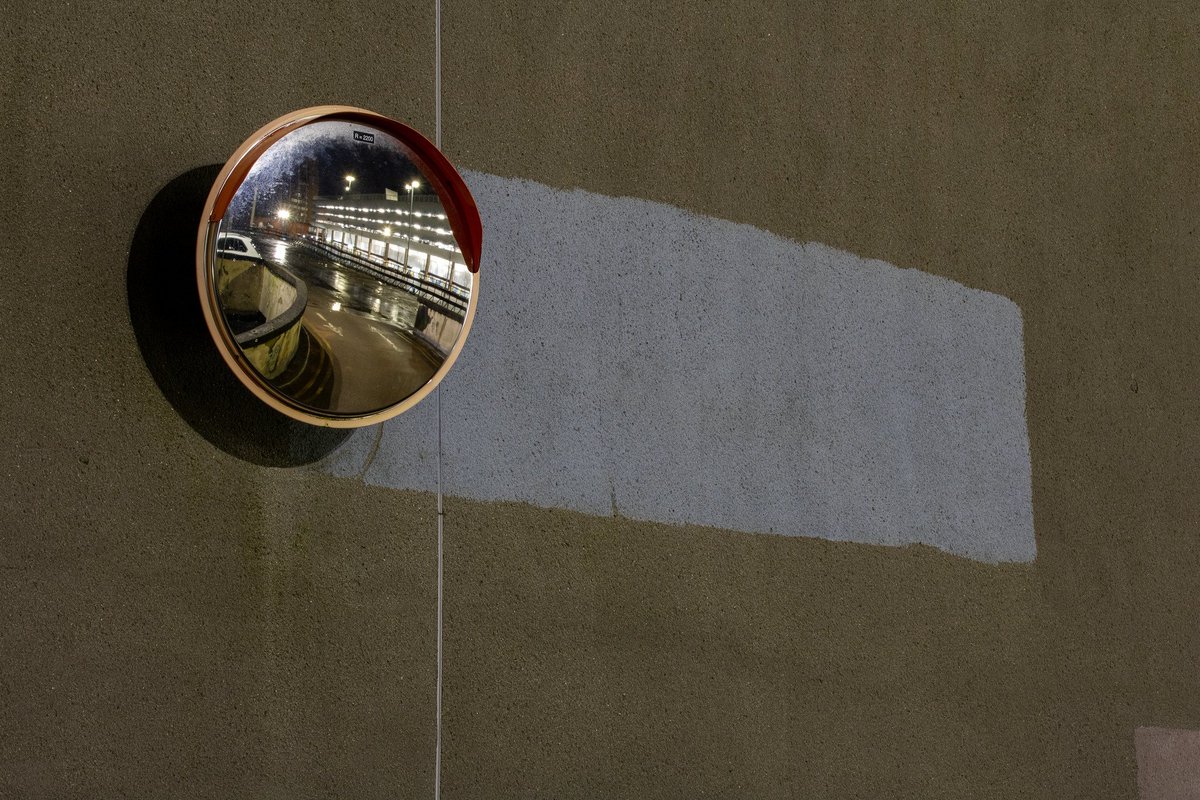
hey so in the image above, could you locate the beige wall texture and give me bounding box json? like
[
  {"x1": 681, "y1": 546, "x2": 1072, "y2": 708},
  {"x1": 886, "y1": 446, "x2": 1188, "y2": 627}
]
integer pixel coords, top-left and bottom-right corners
[{"x1": 3, "y1": 2, "x2": 1199, "y2": 798}]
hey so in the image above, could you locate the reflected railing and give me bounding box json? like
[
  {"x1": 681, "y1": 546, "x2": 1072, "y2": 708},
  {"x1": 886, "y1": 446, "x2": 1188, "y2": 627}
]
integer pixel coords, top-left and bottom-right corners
[{"x1": 298, "y1": 236, "x2": 469, "y2": 322}]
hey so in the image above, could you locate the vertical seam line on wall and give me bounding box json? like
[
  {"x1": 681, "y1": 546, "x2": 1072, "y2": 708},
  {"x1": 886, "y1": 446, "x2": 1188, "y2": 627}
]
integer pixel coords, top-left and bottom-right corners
[{"x1": 433, "y1": 3, "x2": 444, "y2": 800}]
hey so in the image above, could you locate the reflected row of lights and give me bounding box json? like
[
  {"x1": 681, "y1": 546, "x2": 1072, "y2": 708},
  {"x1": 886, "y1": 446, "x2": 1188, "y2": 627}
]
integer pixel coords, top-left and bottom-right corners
[
  {"x1": 315, "y1": 219, "x2": 460, "y2": 255},
  {"x1": 322, "y1": 204, "x2": 448, "y2": 222},
  {"x1": 315, "y1": 211, "x2": 454, "y2": 238},
  {"x1": 317, "y1": 221, "x2": 461, "y2": 255},
  {"x1": 323, "y1": 235, "x2": 468, "y2": 287}
]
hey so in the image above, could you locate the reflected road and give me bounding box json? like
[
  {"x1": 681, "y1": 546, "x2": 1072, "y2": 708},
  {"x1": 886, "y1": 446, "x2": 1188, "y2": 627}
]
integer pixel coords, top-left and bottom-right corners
[{"x1": 252, "y1": 232, "x2": 441, "y2": 414}]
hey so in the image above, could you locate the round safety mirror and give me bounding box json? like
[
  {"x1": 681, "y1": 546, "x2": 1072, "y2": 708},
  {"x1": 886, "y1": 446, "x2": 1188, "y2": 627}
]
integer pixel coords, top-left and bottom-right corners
[{"x1": 196, "y1": 106, "x2": 482, "y2": 427}]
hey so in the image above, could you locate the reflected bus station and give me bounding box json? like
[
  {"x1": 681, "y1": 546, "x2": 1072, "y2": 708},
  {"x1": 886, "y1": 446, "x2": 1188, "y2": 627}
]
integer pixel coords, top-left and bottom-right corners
[{"x1": 211, "y1": 119, "x2": 473, "y2": 416}]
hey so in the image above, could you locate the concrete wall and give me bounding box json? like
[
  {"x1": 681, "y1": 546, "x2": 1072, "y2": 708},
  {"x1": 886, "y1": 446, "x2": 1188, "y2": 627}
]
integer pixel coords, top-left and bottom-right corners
[{"x1": 3, "y1": 2, "x2": 1199, "y2": 798}]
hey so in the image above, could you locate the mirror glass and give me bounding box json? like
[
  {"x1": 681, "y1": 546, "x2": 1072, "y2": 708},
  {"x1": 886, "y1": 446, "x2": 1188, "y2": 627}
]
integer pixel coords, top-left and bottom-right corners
[{"x1": 205, "y1": 114, "x2": 476, "y2": 422}]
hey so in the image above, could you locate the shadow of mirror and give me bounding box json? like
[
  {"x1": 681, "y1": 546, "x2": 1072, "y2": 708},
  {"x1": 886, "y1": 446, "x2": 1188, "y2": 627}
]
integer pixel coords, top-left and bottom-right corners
[{"x1": 128, "y1": 165, "x2": 354, "y2": 466}]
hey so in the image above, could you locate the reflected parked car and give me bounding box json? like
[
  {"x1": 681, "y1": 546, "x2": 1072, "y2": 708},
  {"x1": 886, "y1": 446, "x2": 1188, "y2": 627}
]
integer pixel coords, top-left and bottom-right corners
[{"x1": 216, "y1": 232, "x2": 262, "y2": 260}]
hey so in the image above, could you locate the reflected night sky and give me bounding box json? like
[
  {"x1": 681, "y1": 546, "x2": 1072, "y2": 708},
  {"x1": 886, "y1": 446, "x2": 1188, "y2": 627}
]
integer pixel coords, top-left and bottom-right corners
[{"x1": 225, "y1": 121, "x2": 432, "y2": 228}]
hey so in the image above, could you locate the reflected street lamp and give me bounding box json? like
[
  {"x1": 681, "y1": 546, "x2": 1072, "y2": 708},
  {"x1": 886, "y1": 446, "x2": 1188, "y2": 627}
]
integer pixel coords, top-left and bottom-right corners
[
  {"x1": 344, "y1": 174, "x2": 356, "y2": 194},
  {"x1": 403, "y1": 180, "x2": 420, "y2": 270},
  {"x1": 277, "y1": 208, "x2": 291, "y2": 238},
  {"x1": 406, "y1": 179, "x2": 420, "y2": 213}
]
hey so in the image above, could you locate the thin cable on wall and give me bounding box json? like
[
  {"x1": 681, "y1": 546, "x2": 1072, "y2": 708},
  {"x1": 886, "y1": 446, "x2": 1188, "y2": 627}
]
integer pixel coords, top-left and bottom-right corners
[
  {"x1": 435, "y1": 392, "x2": 444, "y2": 800},
  {"x1": 435, "y1": 394, "x2": 444, "y2": 800},
  {"x1": 433, "y1": 4, "x2": 445, "y2": 800},
  {"x1": 435, "y1": 0, "x2": 442, "y2": 150}
]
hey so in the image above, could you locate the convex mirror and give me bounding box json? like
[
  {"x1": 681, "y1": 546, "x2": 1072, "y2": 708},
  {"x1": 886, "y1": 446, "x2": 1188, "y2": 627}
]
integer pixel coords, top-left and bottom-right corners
[{"x1": 197, "y1": 106, "x2": 482, "y2": 427}]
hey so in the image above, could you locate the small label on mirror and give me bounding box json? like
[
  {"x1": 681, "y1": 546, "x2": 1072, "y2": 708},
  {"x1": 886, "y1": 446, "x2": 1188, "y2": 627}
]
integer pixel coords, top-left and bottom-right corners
[{"x1": 353, "y1": 130, "x2": 375, "y2": 144}]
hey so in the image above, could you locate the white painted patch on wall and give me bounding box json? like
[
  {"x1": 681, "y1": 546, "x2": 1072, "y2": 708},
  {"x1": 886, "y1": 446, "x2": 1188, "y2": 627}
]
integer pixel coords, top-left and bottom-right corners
[
  {"x1": 322, "y1": 172, "x2": 1035, "y2": 563},
  {"x1": 1136, "y1": 727, "x2": 1200, "y2": 800}
]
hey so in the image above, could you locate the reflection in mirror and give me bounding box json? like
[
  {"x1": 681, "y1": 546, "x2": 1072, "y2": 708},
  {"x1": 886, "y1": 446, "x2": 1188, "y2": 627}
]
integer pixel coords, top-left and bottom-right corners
[{"x1": 208, "y1": 117, "x2": 475, "y2": 420}]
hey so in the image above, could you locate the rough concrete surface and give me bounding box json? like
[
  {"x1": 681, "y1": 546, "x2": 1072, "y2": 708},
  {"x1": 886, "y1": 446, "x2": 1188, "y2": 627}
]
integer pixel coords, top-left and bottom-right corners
[
  {"x1": 326, "y1": 172, "x2": 1034, "y2": 563},
  {"x1": 4, "y1": 1, "x2": 1200, "y2": 798}
]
